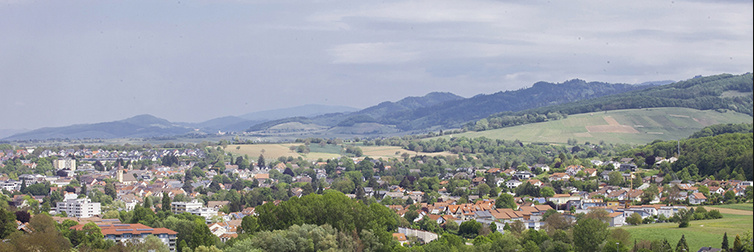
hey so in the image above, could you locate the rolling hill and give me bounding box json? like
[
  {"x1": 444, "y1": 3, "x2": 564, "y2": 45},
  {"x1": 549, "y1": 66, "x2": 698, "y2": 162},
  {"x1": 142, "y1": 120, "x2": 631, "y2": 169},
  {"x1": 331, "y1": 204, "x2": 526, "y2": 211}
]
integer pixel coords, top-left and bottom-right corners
[
  {"x1": 445, "y1": 107, "x2": 753, "y2": 145},
  {"x1": 469, "y1": 73, "x2": 753, "y2": 132},
  {"x1": 2, "y1": 114, "x2": 195, "y2": 141},
  {"x1": 2, "y1": 104, "x2": 362, "y2": 141},
  {"x1": 247, "y1": 80, "x2": 655, "y2": 135}
]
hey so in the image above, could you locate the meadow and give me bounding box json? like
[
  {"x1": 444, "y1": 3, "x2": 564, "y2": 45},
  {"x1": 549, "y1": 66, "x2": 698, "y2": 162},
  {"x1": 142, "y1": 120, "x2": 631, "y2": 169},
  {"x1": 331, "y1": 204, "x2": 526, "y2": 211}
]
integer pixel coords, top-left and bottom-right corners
[
  {"x1": 707, "y1": 203, "x2": 754, "y2": 213},
  {"x1": 622, "y1": 210, "x2": 753, "y2": 251},
  {"x1": 224, "y1": 143, "x2": 454, "y2": 161},
  {"x1": 445, "y1": 107, "x2": 752, "y2": 145}
]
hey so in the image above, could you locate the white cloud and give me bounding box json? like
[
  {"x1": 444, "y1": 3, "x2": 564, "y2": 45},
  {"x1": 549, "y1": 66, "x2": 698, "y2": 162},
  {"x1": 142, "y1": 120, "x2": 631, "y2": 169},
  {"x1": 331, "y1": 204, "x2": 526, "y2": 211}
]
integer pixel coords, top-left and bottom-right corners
[
  {"x1": 329, "y1": 42, "x2": 419, "y2": 64},
  {"x1": 0, "y1": 0, "x2": 751, "y2": 129}
]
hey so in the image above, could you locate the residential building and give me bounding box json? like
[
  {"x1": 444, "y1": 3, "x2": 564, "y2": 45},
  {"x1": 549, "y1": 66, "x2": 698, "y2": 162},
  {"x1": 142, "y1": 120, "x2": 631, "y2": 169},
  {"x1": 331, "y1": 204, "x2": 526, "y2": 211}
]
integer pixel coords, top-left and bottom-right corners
[
  {"x1": 689, "y1": 193, "x2": 707, "y2": 205},
  {"x1": 72, "y1": 223, "x2": 178, "y2": 252},
  {"x1": 608, "y1": 212, "x2": 625, "y2": 227},
  {"x1": 397, "y1": 227, "x2": 438, "y2": 244},
  {"x1": 658, "y1": 206, "x2": 687, "y2": 218},
  {"x1": 57, "y1": 197, "x2": 101, "y2": 218},
  {"x1": 505, "y1": 180, "x2": 523, "y2": 189},
  {"x1": 171, "y1": 200, "x2": 203, "y2": 215},
  {"x1": 53, "y1": 159, "x2": 77, "y2": 171}
]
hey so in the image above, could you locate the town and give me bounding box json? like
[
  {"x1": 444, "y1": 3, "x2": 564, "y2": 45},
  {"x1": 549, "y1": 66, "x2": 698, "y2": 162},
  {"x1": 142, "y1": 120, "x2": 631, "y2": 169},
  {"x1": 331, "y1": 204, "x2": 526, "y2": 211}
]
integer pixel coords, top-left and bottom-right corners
[{"x1": 0, "y1": 133, "x2": 751, "y2": 252}]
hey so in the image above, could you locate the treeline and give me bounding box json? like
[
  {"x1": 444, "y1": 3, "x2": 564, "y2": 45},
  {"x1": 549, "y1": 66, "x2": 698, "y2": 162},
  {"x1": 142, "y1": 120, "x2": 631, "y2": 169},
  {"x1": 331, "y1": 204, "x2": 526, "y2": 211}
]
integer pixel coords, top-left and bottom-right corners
[
  {"x1": 254, "y1": 190, "x2": 399, "y2": 251},
  {"x1": 473, "y1": 73, "x2": 753, "y2": 131},
  {"x1": 626, "y1": 132, "x2": 753, "y2": 181},
  {"x1": 689, "y1": 123, "x2": 753, "y2": 138},
  {"x1": 464, "y1": 112, "x2": 566, "y2": 131}
]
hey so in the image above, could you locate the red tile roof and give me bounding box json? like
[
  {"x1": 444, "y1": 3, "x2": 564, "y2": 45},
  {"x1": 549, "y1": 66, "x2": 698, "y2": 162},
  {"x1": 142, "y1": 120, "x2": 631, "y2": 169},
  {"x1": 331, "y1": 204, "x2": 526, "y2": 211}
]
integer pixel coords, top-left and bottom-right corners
[{"x1": 71, "y1": 223, "x2": 177, "y2": 236}]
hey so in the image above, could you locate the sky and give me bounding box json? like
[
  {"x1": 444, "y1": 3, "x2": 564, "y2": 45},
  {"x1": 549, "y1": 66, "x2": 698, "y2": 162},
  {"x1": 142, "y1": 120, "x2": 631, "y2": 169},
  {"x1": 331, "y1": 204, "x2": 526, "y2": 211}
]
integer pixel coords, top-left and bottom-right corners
[{"x1": 1, "y1": 0, "x2": 752, "y2": 130}]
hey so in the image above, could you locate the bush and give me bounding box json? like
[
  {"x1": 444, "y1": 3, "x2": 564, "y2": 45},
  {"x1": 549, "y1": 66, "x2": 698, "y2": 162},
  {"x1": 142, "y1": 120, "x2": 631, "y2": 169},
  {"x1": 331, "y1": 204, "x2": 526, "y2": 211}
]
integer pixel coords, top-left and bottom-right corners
[{"x1": 707, "y1": 209, "x2": 723, "y2": 219}]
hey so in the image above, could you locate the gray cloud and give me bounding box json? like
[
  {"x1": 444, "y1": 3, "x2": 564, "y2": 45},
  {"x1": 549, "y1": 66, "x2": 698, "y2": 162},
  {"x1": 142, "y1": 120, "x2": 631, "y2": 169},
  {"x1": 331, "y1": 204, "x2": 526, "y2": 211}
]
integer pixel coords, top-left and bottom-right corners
[{"x1": 0, "y1": 0, "x2": 751, "y2": 130}]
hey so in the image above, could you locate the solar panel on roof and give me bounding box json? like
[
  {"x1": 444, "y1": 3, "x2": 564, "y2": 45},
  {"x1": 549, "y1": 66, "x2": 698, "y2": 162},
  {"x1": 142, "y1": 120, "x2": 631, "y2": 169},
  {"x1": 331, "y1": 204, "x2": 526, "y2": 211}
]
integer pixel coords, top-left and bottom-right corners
[
  {"x1": 136, "y1": 228, "x2": 154, "y2": 231},
  {"x1": 98, "y1": 225, "x2": 110, "y2": 227},
  {"x1": 115, "y1": 229, "x2": 133, "y2": 232},
  {"x1": 113, "y1": 224, "x2": 130, "y2": 227}
]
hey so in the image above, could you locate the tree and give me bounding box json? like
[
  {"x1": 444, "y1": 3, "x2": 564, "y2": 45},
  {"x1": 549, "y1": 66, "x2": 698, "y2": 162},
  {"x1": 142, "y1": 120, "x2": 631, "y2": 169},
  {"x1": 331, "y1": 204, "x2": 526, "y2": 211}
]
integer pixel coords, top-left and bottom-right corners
[
  {"x1": 7, "y1": 214, "x2": 72, "y2": 251},
  {"x1": 722, "y1": 232, "x2": 729, "y2": 251},
  {"x1": 544, "y1": 212, "x2": 571, "y2": 232},
  {"x1": 458, "y1": 220, "x2": 482, "y2": 238},
  {"x1": 608, "y1": 171, "x2": 624, "y2": 186},
  {"x1": 626, "y1": 213, "x2": 643, "y2": 225},
  {"x1": 724, "y1": 190, "x2": 737, "y2": 203},
  {"x1": 676, "y1": 235, "x2": 689, "y2": 252},
  {"x1": 162, "y1": 192, "x2": 171, "y2": 213},
  {"x1": 510, "y1": 220, "x2": 526, "y2": 234},
  {"x1": 258, "y1": 154, "x2": 265, "y2": 168},
  {"x1": 573, "y1": 217, "x2": 608, "y2": 252},
  {"x1": 240, "y1": 215, "x2": 259, "y2": 234},
  {"x1": 128, "y1": 234, "x2": 169, "y2": 252},
  {"x1": 15, "y1": 211, "x2": 31, "y2": 223},
  {"x1": 733, "y1": 234, "x2": 743, "y2": 252},
  {"x1": 496, "y1": 193, "x2": 517, "y2": 209},
  {"x1": 73, "y1": 222, "x2": 111, "y2": 250},
  {"x1": 477, "y1": 183, "x2": 491, "y2": 198},
  {"x1": 189, "y1": 219, "x2": 216, "y2": 249},
  {"x1": 0, "y1": 208, "x2": 16, "y2": 239},
  {"x1": 105, "y1": 182, "x2": 117, "y2": 199},
  {"x1": 404, "y1": 210, "x2": 419, "y2": 224},
  {"x1": 80, "y1": 182, "x2": 87, "y2": 196},
  {"x1": 223, "y1": 238, "x2": 263, "y2": 252},
  {"x1": 444, "y1": 219, "x2": 459, "y2": 233},
  {"x1": 540, "y1": 186, "x2": 555, "y2": 198},
  {"x1": 143, "y1": 197, "x2": 152, "y2": 208},
  {"x1": 675, "y1": 208, "x2": 691, "y2": 228}
]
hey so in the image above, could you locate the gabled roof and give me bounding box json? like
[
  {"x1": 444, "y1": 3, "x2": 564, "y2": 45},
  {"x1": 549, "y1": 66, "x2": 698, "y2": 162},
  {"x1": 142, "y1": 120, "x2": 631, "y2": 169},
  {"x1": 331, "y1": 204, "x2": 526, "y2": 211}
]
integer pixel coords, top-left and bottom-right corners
[
  {"x1": 72, "y1": 223, "x2": 177, "y2": 236},
  {"x1": 691, "y1": 192, "x2": 707, "y2": 200},
  {"x1": 392, "y1": 233, "x2": 408, "y2": 241}
]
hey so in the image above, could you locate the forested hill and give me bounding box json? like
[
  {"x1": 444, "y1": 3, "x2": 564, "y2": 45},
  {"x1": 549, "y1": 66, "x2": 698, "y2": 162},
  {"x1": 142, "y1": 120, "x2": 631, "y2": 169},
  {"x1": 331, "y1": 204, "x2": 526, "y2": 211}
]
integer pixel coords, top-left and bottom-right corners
[
  {"x1": 248, "y1": 79, "x2": 653, "y2": 132},
  {"x1": 385, "y1": 79, "x2": 654, "y2": 130},
  {"x1": 626, "y1": 129, "x2": 753, "y2": 181},
  {"x1": 470, "y1": 73, "x2": 753, "y2": 131}
]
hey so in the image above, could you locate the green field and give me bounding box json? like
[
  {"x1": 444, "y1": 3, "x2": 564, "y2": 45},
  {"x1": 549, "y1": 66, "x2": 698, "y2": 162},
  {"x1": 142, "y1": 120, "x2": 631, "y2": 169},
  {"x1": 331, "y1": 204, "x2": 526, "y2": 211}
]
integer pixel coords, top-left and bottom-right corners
[
  {"x1": 622, "y1": 213, "x2": 753, "y2": 251},
  {"x1": 445, "y1": 108, "x2": 752, "y2": 145},
  {"x1": 711, "y1": 203, "x2": 754, "y2": 212},
  {"x1": 225, "y1": 143, "x2": 453, "y2": 161}
]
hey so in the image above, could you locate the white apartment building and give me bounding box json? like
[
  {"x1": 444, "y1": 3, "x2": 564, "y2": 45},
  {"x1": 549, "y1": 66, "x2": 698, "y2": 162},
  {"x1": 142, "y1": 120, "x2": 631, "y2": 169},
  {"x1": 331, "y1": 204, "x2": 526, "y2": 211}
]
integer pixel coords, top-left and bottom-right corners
[
  {"x1": 171, "y1": 200, "x2": 203, "y2": 215},
  {"x1": 56, "y1": 196, "x2": 101, "y2": 218},
  {"x1": 188, "y1": 207, "x2": 219, "y2": 222},
  {"x1": 53, "y1": 159, "x2": 77, "y2": 171}
]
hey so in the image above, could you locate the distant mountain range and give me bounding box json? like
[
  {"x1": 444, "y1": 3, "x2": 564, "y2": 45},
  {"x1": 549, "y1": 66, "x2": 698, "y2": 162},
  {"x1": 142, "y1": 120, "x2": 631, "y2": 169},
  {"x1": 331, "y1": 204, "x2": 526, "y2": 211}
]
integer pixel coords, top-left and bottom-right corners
[
  {"x1": 183, "y1": 104, "x2": 360, "y2": 132},
  {"x1": 5, "y1": 76, "x2": 709, "y2": 141},
  {"x1": 3, "y1": 114, "x2": 194, "y2": 141},
  {"x1": 3, "y1": 104, "x2": 359, "y2": 141},
  {"x1": 244, "y1": 79, "x2": 662, "y2": 135}
]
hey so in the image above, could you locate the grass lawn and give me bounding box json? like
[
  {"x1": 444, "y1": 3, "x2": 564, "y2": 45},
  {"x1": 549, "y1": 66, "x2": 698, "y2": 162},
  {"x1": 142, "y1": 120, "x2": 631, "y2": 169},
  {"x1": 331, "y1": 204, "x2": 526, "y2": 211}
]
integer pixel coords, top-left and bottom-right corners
[
  {"x1": 622, "y1": 213, "x2": 753, "y2": 251},
  {"x1": 711, "y1": 203, "x2": 754, "y2": 212},
  {"x1": 225, "y1": 144, "x2": 304, "y2": 160},
  {"x1": 225, "y1": 143, "x2": 452, "y2": 161}
]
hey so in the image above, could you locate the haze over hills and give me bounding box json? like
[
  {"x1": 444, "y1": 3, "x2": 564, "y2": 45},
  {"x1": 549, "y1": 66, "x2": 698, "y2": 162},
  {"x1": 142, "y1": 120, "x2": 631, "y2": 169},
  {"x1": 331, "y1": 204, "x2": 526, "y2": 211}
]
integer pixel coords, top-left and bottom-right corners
[
  {"x1": 466, "y1": 73, "x2": 753, "y2": 132},
  {"x1": 246, "y1": 79, "x2": 657, "y2": 134},
  {"x1": 3, "y1": 105, "x2": 360, "y2": 141},
  {"x1": 3, "y1": 114, "x2": 195, "y2": 141},
  {"x1": 186, "y1": 104, "x2": 360, "y2": 132},
  {"x1": 3, "y1": 73, "x2": 750, "y2": 142}
]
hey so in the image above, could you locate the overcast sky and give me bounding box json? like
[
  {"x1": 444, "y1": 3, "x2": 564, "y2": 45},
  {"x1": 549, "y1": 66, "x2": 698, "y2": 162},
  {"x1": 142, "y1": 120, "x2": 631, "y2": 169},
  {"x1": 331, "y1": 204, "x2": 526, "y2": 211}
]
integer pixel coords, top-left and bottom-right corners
[{"x1": 1, "y1": 0, "x2": 752, "y2": 130}]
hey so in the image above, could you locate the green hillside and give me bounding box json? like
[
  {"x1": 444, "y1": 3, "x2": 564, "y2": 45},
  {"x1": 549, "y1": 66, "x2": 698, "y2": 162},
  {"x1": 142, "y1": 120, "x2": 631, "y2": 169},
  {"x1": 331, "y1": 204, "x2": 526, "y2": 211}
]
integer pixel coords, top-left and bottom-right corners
[{"x1": 446, "y1": 107, "x2": 752, "y2": 145}]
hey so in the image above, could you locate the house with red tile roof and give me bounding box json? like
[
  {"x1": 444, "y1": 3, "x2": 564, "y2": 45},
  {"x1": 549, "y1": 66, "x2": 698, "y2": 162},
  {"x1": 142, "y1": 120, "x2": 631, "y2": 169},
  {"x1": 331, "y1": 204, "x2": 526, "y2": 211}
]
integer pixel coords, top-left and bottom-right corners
[{"x1": 71, "y1": 223, "x2": 177, "y2": 251}]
